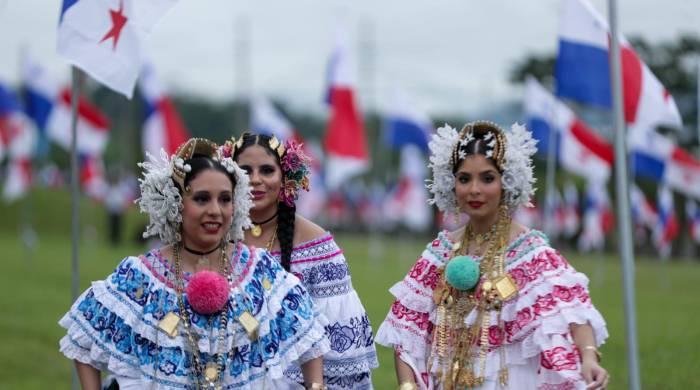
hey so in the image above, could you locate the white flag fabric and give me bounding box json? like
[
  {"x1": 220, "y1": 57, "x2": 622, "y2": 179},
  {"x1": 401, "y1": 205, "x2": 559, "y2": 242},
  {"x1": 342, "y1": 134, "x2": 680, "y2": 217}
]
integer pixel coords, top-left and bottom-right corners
[{"x1": 57, "y1": 0, "x2": 178, "y2": 98}]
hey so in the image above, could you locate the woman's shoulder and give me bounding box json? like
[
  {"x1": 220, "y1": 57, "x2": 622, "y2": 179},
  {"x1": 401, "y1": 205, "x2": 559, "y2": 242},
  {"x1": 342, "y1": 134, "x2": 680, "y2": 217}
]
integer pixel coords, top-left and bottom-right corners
[{"x1": 293, "y1": 214, "x2": 327, "y2": 245}]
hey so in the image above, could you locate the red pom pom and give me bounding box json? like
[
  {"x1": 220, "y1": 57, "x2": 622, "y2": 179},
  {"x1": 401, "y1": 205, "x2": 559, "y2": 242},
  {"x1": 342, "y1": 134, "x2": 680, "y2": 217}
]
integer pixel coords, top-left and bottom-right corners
[{"x1": 185, "y1": 271, "x2": 229, "y2": 315}]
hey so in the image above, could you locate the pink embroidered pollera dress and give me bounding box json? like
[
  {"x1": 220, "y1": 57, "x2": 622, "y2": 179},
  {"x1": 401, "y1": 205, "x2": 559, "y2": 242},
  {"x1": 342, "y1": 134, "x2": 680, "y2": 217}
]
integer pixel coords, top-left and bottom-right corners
[{"x1": 376, "y1": 229, "x2": 608, "y2": 390}]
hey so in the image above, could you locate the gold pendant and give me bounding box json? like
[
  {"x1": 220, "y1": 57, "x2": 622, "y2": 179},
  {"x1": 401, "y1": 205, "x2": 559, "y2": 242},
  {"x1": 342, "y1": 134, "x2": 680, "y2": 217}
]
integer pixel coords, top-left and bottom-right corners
[
  {"x1": 135, "y1": 287, "x2": 144, "y2": 299},
  {"x1": 262, "y1": 277, "x2": 272, "y2": 290},
  {"x1": 204, "y1": 362, "x2": 219, "y2": 382},
  {"x1": 238, "y1": 311, "x2": 259, "y2": 339},
  {"x1": 493, "y1": 274, "x2": 518, "y2": 301},
  {"x1": 251, "y1": 225, "x2": 262, "y2": 237},
  {"x1": 157, "y1": 312, "x2": 180, "y2": 338},
  {"x1": 197, "y1": 256, "x2": 210, "y2": 270}
]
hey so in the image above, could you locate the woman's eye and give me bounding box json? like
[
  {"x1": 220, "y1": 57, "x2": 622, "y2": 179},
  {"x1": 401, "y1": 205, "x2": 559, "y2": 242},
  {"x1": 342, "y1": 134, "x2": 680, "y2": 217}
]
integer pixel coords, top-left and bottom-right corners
[
  {"x1": 220, "y1": 195, "x2": 232, "y2": 203},
  {"x1": 458, "y1": 175, "x2": 469, "y2": 184},
  {"x1": 241, "y1": 166, "x2": 252, "y2": 175},
  {"x1": 261, "y1": 166, "x2": 276, "y2": 175},
  {"x1": 483, "y1": 175, "x2": 495, "y2": 183},
  {"x1": 193, "y1": 195, "x2": 210, "y2": 203}
]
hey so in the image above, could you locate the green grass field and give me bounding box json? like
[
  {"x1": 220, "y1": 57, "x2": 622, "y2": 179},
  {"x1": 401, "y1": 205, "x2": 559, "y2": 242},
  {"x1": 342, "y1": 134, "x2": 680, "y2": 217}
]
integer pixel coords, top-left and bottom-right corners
[{"x1": 0, "y1": 191, "x2": 699, "y2": 389}]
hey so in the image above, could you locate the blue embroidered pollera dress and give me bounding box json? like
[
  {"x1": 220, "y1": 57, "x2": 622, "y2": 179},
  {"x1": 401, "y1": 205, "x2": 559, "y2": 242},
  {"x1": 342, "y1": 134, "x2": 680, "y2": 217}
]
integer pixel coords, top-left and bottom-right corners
[
  {"x1": 59, "y1": 242, "x2": 330, "y2": 389},
  {"x1": 272, "y1": 232, "x2": 378, "y2": 390}
]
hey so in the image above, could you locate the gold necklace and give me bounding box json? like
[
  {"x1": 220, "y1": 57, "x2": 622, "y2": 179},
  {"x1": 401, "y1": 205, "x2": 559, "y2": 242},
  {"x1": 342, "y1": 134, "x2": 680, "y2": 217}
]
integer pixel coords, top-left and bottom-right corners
[
  {"x1": 174, "y1": 243, "x2": 229, "y2": 389},
  {"x1": 265, "y1": 225, "x2": 278, "y2": 252},
  {"x1": 430, "y1": 207, "x2": 517, "y2": 389},
  {"x1": 249, "y1": 212, "x2": 278, "y2": 237}
]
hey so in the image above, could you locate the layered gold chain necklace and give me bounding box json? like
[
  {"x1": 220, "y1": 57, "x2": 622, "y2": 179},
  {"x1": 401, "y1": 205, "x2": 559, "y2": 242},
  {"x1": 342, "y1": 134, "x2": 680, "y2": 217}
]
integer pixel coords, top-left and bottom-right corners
[
  {"x1": 174, "y1": 243, "x2": 229, "y2": 390},
  {"x1": 430, "y1": 207, "x2": 518, "y2": 389}
]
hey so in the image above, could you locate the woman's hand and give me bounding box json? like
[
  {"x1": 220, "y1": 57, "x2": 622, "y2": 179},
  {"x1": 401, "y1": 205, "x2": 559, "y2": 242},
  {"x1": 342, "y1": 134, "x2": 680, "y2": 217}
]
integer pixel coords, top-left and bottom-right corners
[{"x1": 580, "y1": 352, "x2": 609, "y2": 390}]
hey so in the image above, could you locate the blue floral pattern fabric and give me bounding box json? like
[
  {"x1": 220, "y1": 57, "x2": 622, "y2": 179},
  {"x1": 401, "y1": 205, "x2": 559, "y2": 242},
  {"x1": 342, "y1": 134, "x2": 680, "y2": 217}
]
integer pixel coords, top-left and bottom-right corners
[
  {"x1": 59, "y1": 243, "x2": 330, "y2": 389},
  {"x1": 272, "y1": 233, "x2": 378, "y2": 389}
]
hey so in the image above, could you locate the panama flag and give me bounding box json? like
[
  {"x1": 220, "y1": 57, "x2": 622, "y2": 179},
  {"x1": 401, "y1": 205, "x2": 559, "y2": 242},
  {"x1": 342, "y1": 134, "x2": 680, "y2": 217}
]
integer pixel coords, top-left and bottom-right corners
[
  {"x1": 323, "y1": 30, "x2": 369, "y2": 190},
  {"x1": 251, "y1": 95, "x2": 295, "y2": 141},
  {"x1": 1, "y1": 83, "x2": 38, "y2": 202},
  {"x1": 57, "y1": 0, "x2": 178, "y2": 98},
  {"x1": 21, "y1": 55, "x2": 111, "y2": 155},
  {"x1": 630, "y1": 184, "x2": 658, "y2": 231},
  {"x1": 556, "y1": 0, "x2": 682, "y2": 133},
  {"x1": 578, "y1": 180, "x2": 614, "y2": 252},
  {"x1": 3, "y1": 159, "x2": 33, "y2": 202},
  {"x1": 383, "y1": 145, "x2": 432, "y2": 231},
  {"x1": 251, "y1": 95, "x2": 327, "y2": 218},
  {"x1": 80, "y1": 153, "x2": 108, "y2": 201},
  {"x1": 687, "y1": 200, "x2": 700, "y2": 244},
  {"x1": 139, "y1": 61, "x2": 189, "y2": 156},
  {"x1": 653, "y1": 185, "x2": 679, "y2": 258},
  {"x1": 0, "y1": 82, "x2": 38, "y2": 161},
  {"x1": 383, "y1": 88, "x2": 433, "y2": 153},
  {"x1": 525, "y1": 76, "x2": 614, "y2": 182},
  {"x1": 628, "y1": 129, "x2": 700, "y2": 199},
  {"x1": 562, "y1": 181, "x2": 581, "y2": 238}
]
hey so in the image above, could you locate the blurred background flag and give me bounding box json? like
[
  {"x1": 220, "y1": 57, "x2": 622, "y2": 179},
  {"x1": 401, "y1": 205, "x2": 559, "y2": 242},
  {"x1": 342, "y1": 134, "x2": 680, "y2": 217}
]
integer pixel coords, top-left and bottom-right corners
[
  {"x1": 578, "y1": 180, "x2": 614, "y2": 252},
  {"x1": 687, "y1": 200, "x2": 700, "y2": 244},
  {"x1": 382, "y1": 145, "x2": 432, "y2": 232},
  {"x1": 79, "y1": 153, "x2": 108, "y2": 202},
  {"x1": 57, "y1": 0, "x2": 178, "y2": 98},
  {"x1": 653, "y1": 185, "x2": 679, "y2": 258},
  {"x1": 630, "y1": 184, "x2": 658, "y2": 234},
  {"x1": 562, "y1": 181, "x2": 581, "y2": 238},
  {"x1": 0, "y1": 82, "x2": 38, "y2": 161},
  {"x1": 251, "y1": 95, "x2": 295, "y2": 141},
  {"x1": 139, "y1": 61, "x2": 189, "y2": 156},
  {"x1": 525, "y1": 76, "x2": 614, "y2": 182},
  {"x1": 382, "y1": 88, "x2": 432, "y2": 153},
  {"x1": 556, "y1": 0, "x2": 682, "y2": 133},
  {"x1": 20, "y1": 55, "x2": 111, "y2": 155},
  {"x1": 323, "y1": 28, "x2": 369, "y2": 190},
  {"x1": 628, "y1": 128, "x2": 700, "y2": 199},
  {"x1": 3, "y1": 159, "x2": 33, "y2": 202}
]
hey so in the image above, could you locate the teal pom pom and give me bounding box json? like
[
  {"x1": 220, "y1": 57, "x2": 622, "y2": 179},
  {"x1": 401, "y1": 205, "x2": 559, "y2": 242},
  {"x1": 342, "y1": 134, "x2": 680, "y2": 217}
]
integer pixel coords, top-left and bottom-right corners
[{"x1": 445, "y1": 255, "x2": 480, "y2": 291}]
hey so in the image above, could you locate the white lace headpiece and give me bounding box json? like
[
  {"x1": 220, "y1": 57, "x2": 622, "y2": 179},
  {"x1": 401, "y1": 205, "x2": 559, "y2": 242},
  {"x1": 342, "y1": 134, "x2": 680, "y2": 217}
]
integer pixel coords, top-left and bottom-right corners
[
  {"x1": 136, "y1": 138, "x2": 253, "y2": 244},
  {"x1": 427, "y1": 121, "x2": 538, "y2": 214}
]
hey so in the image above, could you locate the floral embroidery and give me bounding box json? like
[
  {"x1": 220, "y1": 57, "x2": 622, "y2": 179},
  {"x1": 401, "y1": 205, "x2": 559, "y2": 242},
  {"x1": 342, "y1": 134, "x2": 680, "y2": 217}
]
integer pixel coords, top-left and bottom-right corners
[{"x1": 540, "y1": 346, "x2": 579, "y2": 371}]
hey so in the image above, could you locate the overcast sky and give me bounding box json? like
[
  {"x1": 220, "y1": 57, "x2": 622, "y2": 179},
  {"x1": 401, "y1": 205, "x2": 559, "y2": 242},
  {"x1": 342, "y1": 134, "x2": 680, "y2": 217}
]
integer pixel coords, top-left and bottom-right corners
[{"x1": 1, "y1": 0, "x2": 698, "y2": 116}]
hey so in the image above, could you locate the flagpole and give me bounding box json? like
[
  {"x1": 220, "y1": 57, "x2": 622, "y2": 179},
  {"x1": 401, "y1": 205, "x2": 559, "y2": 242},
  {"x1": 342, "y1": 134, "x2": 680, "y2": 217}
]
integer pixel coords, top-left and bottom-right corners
[
  {"x1": 69, "y1": 65, "x2": 81, "y2": 390},
  {"x1": 544, "y1": 109, "x2": 557, "y2": 237},
  {"x1": 608, "y1": 1, "x2": 641, "y2": 389},
  {"x1": 697, "y1": 56, "x2": 700, "y2": 161},
  {"x1": 233, "y1": 15, "x2": 251, "y2": 132}
]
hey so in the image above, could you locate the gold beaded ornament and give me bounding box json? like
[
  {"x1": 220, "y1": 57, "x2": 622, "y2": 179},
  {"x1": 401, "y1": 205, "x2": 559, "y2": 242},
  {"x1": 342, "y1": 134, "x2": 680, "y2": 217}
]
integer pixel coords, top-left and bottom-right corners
[
  {"x1": 451, "y1": 121, "x2": 507, "y2": 173},
  {"x1": 171, "y1": 137, "x2": 220, "y2": 192}
]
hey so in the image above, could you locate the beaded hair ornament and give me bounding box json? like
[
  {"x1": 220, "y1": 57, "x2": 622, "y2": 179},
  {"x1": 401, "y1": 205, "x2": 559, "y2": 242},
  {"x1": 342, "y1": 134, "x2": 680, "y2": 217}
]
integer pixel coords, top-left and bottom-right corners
[
  {"x1": 223, "y1": 133, "x2": 311, "y2": 207},
  {"x1": 427, "y1": 120, "x2": 538, "y2": 213},
  {"x1": 136, "y1": 138, "x2": 253, "y2": 244}
]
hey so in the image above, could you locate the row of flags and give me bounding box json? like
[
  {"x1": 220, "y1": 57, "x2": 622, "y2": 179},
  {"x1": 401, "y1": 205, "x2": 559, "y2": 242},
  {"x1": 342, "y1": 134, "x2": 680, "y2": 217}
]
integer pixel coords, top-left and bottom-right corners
[
  {"x1": 522, "y1": 0, "x2": 700, "y2": 256},
  {"x1": 3, "y1": 0, "x2": 700, "y2": 254}
]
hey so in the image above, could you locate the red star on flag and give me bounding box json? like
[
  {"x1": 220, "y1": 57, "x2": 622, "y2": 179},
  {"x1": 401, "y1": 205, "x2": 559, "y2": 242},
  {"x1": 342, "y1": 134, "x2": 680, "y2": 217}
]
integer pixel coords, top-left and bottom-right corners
[{"x1": 100, "y1": 0, "x2": 128, "y2": 50}]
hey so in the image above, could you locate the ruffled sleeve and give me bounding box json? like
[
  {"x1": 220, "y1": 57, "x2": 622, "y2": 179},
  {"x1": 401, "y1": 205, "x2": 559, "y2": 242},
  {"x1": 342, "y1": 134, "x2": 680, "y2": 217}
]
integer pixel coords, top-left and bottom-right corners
[
  {"x1": 485, "y1": 231, "x2": 609, "y2": 388},
  {"x1": 277, "y1": 233, "x2": 378, "y2": 388},
  {"x1": 375, "y1": 231, "x2": 453, "y2": 390}
]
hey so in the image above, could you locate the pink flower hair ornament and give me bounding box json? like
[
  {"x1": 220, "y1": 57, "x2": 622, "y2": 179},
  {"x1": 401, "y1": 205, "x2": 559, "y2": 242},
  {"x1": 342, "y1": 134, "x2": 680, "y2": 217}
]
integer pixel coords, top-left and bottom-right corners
[{"x1": 278, "y1": 139, "x2": 311, "y2": 207}]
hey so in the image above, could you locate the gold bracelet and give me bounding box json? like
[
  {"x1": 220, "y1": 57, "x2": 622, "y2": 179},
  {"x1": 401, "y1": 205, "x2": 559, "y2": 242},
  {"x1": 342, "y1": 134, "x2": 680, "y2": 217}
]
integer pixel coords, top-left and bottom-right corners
[
  {"x1": 582, "y1": 345, "x2": 602, "y2": 362},
  {"x1": 305, "y1": 383, "x2": 327, "y2": 390},
  {"x1": 398, "y1": 381, "x2": 419, "y2": 390}
]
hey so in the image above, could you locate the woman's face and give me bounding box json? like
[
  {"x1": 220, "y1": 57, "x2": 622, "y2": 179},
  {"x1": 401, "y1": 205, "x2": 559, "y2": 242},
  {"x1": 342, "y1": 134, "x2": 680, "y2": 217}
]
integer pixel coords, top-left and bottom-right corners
[
  {"x1": 236, "y1": 144, "x2": 283, "y2": 214},
  {"x1": 181, "y1": 169, "x2": 234, "y2": 251},
  {"x1": 454, "y1": 154, "x2": 502, "y2": 221}
]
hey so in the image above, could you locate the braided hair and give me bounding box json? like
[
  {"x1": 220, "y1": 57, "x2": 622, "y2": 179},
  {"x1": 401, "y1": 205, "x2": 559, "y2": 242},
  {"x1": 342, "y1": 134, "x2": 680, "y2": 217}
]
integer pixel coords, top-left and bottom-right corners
[{"x1": 233, "y1": 132, "x2": 296, "y2": 270}]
